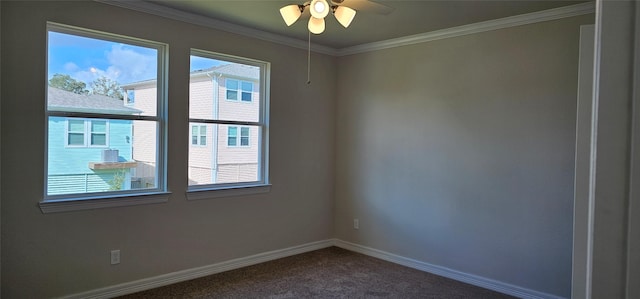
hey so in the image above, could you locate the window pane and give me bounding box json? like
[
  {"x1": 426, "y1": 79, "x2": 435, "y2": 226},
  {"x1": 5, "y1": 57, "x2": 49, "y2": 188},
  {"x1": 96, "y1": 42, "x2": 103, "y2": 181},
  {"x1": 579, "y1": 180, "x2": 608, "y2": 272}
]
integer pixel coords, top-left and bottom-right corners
[
  {"x1": 240, "y1": 127, "x2": 249, "y2": 136},
  {"x1": 91, "y1": 120, "x2": 106, "y2": 133},
  {"x1": 91, "y1": 133, "x2": 106, "y2": 146},
  {"x1": 226, "y1": 90, "x2": 238, "y2": 101},
  {"x1": 48, "y1": 117, "x2": 158, "y2": 195},
  {"x1": 200, "y1": 125, "x2": 207, "y2": 146},
  {"x1": 188, "y1": 124, "x2": 261, "y2": 185},
  {"x1": 189, "y1": 55, "x2": 260, "y2": 122},
  {"x1": 241, "y1": 91, "x2": 252, "y2": 102},
  {"x1": 226, "y1": 79, "x2": 238, "y2": 90},
  {"x1": 241, "y1": 81, "x2": 252, "y2": 92},
  {"x1": 68, "y1": 133, "x2": 84, "y2": 145},
  {"x1": 228, "y1": 126, "x2": 237, "y2": 136},
  {"x1": 240, "y1": 127, "x2": 250, "y2": 146},
  {"x1": 68, "y1": 120, "x2": 84, "y2": 132},
  {"x1": 47, "y1": 31, "x2": 158, "y2": 117}
]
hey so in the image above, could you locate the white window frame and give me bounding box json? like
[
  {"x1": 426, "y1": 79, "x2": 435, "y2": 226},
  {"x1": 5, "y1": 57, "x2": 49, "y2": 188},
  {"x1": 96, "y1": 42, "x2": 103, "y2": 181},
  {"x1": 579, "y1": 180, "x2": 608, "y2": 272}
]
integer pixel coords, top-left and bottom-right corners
[
  {"x1": 226, "y1": 125, "x2": 250, "y2": 147},
  {"x1": 64, "y1": 119, "x2": 110, "y2": 148},
  {"x1": 41, "y1": 22, "x2": 170, "y2": 213},
  {"x1": 191, "y1": 124, "x2": 207, "y2": 146},
  {"x1": 187, "y1": 49, "x2": 270, "y2": 200},
  {"x1": 225, "y1": 78, "x2": 253, "y2": 102}
]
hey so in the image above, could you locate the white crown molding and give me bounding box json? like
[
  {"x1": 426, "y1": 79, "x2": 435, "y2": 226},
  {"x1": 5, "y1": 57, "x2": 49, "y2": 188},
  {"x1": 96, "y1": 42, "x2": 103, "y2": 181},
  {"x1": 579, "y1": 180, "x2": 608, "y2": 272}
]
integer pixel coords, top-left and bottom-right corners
[
  {"x1": 95, "y1": 0, "x2": 339, "y2": 56},
  {"x1": 96, "y1": 0, "x2": 594, "y2": 57},
  {"x1": 333, "y1": 239, "x2": 567, "y2": 299},
  {"x1": 336, "y1": 1, "x2": 596, "y2": 56}
]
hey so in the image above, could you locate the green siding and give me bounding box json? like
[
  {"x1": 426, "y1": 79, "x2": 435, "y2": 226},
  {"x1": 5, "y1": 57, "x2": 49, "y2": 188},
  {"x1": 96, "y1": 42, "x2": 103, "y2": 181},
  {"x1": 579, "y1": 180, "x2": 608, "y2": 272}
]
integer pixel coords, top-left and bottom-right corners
[{"x1": 47, "y1": 116, "x2": 133, "y2": 195}]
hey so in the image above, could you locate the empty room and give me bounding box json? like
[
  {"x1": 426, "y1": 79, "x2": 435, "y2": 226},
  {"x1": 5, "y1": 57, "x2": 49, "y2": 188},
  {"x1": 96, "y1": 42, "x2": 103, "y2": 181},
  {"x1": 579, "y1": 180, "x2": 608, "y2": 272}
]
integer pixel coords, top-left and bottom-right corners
[{"x1": 0, "y1": 0, "x2": 637, "y2": 298}]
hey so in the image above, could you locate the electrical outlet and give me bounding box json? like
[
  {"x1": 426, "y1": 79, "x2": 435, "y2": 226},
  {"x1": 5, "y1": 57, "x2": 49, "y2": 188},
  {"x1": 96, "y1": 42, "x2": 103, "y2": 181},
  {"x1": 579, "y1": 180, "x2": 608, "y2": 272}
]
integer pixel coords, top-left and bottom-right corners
[
  {"x1": 111, "y1": 250, "x2": 121, "y2": 265},
  {"x1": 353, "y1": 218, "x2": 359, "y2": 229}
]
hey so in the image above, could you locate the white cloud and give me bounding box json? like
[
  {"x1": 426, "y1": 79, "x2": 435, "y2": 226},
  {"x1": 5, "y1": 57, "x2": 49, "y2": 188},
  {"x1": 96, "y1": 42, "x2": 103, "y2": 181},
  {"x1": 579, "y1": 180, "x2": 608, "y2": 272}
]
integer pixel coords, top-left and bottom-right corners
[
  {"x1": 105, "y1": 44, "x2": 156, "y2": 84},
  {"x1": 63, "y1": 62, "x2": 79, "y2": 73},
  {"x1": 69, "y1": 43, "x2": 157, "y2": 86}
]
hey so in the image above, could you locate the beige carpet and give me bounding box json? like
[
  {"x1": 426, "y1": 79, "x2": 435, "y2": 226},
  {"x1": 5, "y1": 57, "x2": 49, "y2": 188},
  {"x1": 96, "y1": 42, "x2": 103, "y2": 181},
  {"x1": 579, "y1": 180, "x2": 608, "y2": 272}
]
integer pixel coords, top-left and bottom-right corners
[{"x1": 119, "y1": 247, "x2": 517, "y2": 298}]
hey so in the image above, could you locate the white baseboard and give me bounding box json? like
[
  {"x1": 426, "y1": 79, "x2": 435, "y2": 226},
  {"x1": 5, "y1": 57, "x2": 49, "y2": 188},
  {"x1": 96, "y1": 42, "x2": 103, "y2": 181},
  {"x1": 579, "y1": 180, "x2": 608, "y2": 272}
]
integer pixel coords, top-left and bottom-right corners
[
  {"x1": 62, "y1": 238, "x2": 565, "y2": 299},
  {"x1": 333, "y1": 239, "x2": 566, "y2": 299},
  {"x1": 62, "y1": 239, "x2": 334, "y2": 299}
]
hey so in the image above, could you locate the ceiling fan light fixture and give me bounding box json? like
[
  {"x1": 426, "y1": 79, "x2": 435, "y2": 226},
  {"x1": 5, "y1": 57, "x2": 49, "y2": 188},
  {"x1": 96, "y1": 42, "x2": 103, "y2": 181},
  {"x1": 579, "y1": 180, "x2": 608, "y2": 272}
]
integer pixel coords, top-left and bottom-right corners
[
  {"x1": 309, "y1": 0, "x2": 329, "y2": 19},
  {"x1": 280, "y1": 4, "x2": 303, "y2": 26},
  {"x1": 308, "y1": 16, "x2": 325, "y2": 34},
  {"x1": 333, "y1": 6, "x2": 356, "y2": 28}
]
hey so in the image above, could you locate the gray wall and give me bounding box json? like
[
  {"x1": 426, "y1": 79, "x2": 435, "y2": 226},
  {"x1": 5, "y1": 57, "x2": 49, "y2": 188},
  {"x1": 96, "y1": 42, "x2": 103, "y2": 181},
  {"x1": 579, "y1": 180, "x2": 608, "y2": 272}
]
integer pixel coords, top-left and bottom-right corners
[
  {"x1": 0, "y1": 1, "x2": 335, "y2": 297},
  {"x1": 334, "y1": 15, "x2": 593, "y2": 298}
]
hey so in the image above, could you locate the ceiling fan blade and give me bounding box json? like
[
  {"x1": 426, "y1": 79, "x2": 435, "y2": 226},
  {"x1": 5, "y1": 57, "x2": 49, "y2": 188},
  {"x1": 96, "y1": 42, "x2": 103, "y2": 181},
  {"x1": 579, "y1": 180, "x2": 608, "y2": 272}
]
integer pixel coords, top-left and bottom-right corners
[{"x1": 338, "y1": 0, "x2": 394, "y2": 15}]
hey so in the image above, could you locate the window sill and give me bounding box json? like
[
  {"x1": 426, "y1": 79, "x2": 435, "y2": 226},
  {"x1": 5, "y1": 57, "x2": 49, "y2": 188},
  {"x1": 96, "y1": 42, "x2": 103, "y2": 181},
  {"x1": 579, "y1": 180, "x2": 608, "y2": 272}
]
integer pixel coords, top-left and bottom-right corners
[
  {"x1": 39, "y1": 192, "x2": 171, "y2": 214},
  {"x1": 186, "y1": 184, "x2": 271, "y2": 201}
]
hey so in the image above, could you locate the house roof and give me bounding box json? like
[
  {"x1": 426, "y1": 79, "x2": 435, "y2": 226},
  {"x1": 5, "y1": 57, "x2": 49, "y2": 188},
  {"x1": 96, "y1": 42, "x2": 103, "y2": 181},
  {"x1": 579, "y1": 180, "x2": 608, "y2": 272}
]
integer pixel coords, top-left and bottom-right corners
[
  {"x1": 122, "y1": 63, "x2": 259, "y2": 89},
  {"x1": 48, "y1": 87, "x2": 141, "y2": 115},
  {"x1": 192, "y1": 63, "x2": 260, "y2": 80}
]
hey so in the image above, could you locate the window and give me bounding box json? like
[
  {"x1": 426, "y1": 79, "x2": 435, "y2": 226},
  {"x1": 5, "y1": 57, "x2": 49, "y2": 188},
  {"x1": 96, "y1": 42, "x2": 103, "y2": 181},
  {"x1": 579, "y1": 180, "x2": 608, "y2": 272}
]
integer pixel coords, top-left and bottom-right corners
[
  {"x1": 241, "y1": 127, "x2": 250, "y2": 146},
  {"x1": 44, "y1": 22, "x2": 167, "y2": 207},
  {"x1": 228, "y1": 126, "x2": 237, "y2": 146},
  {"x1": 227, "y1": 126, "x2": 250, "y2": 147},
  {"x1": 125, "y1": 89, "x2": 135, "y2": 104},
  {"x1": 67, "y1": 119, "x2": 85, "y2": 146},
  {"x1": 188, "y1": 50, "x2": 269, "y2": 193},
  {"x1": 191, "y1": 125, "x2": 207, "y2": 146},
  {"x1": 66, "y1": 119, "x2": 109, "y2": 147},
  {"x1": 225, "y1": 79, "x2": 253, "y2": 102}
]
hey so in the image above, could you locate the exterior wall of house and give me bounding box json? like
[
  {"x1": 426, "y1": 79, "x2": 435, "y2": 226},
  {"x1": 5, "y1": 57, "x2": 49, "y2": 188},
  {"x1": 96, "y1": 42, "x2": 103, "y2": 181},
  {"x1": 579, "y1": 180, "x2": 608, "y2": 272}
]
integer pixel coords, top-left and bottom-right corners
[
  {"x1": 218, "y1": 77, "x2": 259, "y2": 122},
  {"x1": 47, "y1": 116, "x2": 133, "y2": 194},
  {"x1": 131, "y1": 120, "x2": 157, "y2": 188},
  {"x1": 189, "y1": 77, "x2": 214, "y2": 119},
  {"x1": 132, "y1": 73, "x2": 260, "y2": 185},
  {"x1": 188, "y1": 77, "x2": 215, "y2": 184},
  {"x1": 126, "y1": 83, "x2": 158, "y2": 187},
  {"x1": 216, "y1": 76, "x2": 260, "y2": 183}
]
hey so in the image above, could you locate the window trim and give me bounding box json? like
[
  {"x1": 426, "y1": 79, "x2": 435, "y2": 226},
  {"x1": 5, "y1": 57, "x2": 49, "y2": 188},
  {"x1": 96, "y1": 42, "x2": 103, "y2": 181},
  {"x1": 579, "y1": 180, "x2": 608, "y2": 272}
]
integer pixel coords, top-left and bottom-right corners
[
  {"x1": 226, "y1": 125, "x2": 250, "y2": 147},
  {"x1": 225, "y1": 78, "x2": 254, "y2": 102},
  {"x1": 64, "y1": 119, "x2": 110, "y2": 148},
  {"x1": 191, "y1": 124, "x2": 207, "y2": 146},
  {"x1": 187, "y1": 49, "x2": 270, "y2": 197},
  {"x1": 41, "y1": 22, "x2": 169, "y2": 212}
]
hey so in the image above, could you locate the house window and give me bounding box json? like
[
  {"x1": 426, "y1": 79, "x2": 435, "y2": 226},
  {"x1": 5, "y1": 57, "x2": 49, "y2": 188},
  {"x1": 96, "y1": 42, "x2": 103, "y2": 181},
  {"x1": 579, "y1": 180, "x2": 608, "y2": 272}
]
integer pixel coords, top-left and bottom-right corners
[
  {"x1": 225, "y1": 79, "x2": 253, "y2": 102},
  {"x1": 192, "y1": 125, "x2": 207, "y2": 146},
  {"x1": 188, "y1": 49, "x2": 269, "y2": 192},
  {"x1": 226, "y1": 126, "x2": 249, "y2": 147},
  {"x1": 66, "y1": 119, "x2": 109, "y2": 147},
  {"x1": 67, "y1": 119, "x2": 85, "y2": 146},
  {"x1": 228, "y1": 126, "x2": 237, "y2": 146},
  {"x1": 44, "y1": 22, "x2": 167, "y2": 206},
  {"x1": 240, "y1": 127, "x2": 250, "y2": 146},
  {"x1": 125, "y1": 90, "x2": 135, "y2": 104}
]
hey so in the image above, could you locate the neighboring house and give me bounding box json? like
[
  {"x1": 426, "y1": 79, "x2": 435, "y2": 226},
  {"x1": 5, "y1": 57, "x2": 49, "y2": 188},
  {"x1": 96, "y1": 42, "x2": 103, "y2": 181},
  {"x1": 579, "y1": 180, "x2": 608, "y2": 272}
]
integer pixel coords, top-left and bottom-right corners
[
  {"x1": 123, "y1": 63, "x2": 260, "y2": 185},
  {"x1": 47, "y1": 87, "x2": 140, "y2": 195}
]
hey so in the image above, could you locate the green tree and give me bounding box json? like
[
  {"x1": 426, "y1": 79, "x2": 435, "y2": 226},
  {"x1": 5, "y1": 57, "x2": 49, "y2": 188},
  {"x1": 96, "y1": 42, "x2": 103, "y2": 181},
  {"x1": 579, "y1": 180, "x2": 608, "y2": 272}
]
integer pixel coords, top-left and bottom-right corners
[
  {"x1": 90, "y1": 76, "x2": 124, "y2": 100},
  {"x1": 48, "y1": 73, "x2": 88, "y2": 94}
]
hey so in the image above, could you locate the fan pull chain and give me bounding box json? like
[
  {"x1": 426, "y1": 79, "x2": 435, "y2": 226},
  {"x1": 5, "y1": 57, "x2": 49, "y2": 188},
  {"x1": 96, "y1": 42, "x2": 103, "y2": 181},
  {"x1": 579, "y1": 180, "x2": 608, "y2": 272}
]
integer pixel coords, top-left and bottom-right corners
[{"x1": 307, "y1": 30, "x2": 311, "y2": 84}]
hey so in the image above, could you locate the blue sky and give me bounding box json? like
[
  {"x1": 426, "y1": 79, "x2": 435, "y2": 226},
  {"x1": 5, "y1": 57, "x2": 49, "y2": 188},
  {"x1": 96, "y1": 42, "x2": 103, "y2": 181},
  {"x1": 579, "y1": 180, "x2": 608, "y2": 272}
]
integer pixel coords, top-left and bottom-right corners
[{"x1": 48, "y1": 31, "x2": 223, "y2": 86}]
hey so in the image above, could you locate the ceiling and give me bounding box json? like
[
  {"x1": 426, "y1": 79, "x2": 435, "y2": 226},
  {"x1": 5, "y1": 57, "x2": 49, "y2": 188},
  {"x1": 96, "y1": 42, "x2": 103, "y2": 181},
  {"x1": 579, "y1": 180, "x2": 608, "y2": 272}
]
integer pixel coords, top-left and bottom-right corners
[{"x1": 145, "y1": 0, "x2": 586, "y2": 49}]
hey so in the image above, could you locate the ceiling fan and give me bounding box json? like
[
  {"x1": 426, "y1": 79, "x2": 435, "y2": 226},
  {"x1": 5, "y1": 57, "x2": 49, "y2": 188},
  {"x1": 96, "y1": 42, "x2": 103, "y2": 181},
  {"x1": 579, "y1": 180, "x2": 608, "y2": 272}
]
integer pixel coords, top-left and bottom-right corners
[{"x1": 280, "y1": 0, "x2": 394, "y2": 34}]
